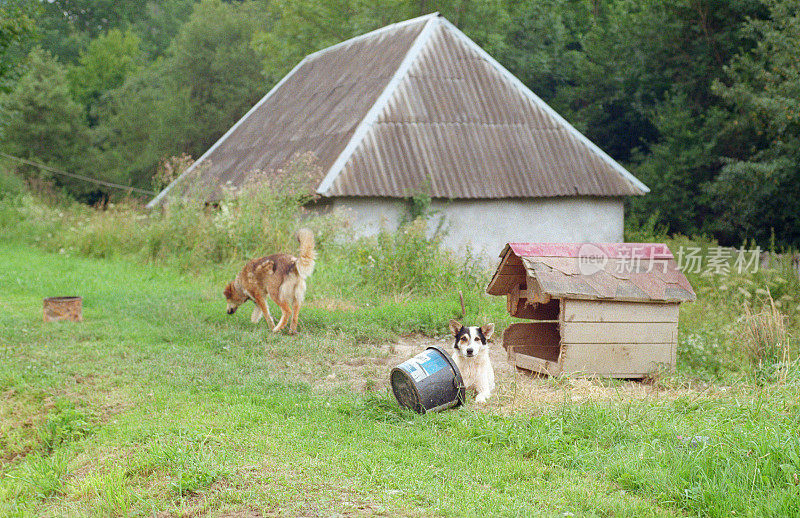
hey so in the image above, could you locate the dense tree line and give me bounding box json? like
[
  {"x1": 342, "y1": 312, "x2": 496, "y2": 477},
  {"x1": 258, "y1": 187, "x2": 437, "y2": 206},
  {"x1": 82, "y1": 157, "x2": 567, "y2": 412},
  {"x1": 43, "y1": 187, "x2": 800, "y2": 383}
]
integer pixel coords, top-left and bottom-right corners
[{"x1": 0, "y1": 0, "x2": 798, "y2": 247}]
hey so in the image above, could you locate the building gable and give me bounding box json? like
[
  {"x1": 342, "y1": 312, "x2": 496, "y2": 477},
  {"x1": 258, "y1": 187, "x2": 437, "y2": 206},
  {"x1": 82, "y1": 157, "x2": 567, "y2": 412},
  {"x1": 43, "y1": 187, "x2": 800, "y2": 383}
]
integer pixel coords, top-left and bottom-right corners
[{"x1": 148, "y1": 13, "x2": 648, "y2": 208}]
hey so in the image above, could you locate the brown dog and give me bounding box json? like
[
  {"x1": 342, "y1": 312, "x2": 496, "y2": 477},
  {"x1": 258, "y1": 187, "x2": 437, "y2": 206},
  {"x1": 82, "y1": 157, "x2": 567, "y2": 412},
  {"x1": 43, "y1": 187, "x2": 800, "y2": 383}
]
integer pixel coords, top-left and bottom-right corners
[{"x1": 223, "y1": 228, "x2": 315, "y2": 333}]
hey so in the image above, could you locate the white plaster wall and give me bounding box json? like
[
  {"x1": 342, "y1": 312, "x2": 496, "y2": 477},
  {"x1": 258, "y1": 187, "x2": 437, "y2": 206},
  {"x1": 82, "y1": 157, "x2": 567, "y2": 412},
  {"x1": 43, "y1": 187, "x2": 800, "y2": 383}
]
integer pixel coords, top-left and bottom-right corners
[
  {"x1": 331, "y1": 197, "x2": 408, "y2": 237},
  {"x1": 331, "y1": 196, "x2": 625, "y2": 260}
]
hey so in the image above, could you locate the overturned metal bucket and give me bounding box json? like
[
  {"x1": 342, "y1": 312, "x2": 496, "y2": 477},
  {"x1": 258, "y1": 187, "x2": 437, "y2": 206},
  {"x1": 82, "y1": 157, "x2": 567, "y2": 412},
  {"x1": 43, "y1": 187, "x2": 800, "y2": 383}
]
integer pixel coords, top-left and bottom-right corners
[
  {"x1": 390, "y1": 345, "x2": 465, "y2": 414},
  {"x1": 43, "y1": 296, "x2": 83, "y2": 322}
]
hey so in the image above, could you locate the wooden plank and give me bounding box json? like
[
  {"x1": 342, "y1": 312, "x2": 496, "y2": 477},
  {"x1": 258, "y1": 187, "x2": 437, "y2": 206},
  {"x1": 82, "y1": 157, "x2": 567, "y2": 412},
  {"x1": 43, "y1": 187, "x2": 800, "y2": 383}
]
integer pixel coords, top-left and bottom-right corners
[
  {"x1": 504, "y1": 251, "x2": 523, "y2": 266},
  {"x1": 503, "y1": 322, "x2": 560, "y2": 351},
  {"x1": 512, "y1": 344, "x2": 560, "y2": 362},
  {"x1": 561, "y1": 322, "x2": 677, "y2": 344},
  {"x1": 509, "y1": 283, "x2": 521, "y2": 315},
  {"x1": 511, "y1": 296, "x2": 560, "y2": 320},
  {"x1": 553, "y1": 293, "x2": 689, "y2": 303},
  {"x1": 513, "y1": 353, "x2": 562, "y2": 376},
  {"x1": 526, "y1": 274, "x2": 551, "y2": 304},
  {"x1": 487, "y1": 273, "x2": 523, "y2": 296},
  {"x1": 487, "y1": 249, "x2": 524, "y2": 295},
  {"x1": 507, "y1": 282, "x2": 531, "y2": 315},
  {"x1": 560, "y1": 342, "x2": 676, "y2": 377},
  {"x1": 502, "y1": 265, "x2": 526, "y2": 276},
  {"x1": 564, "y1": 300, "x2": 679, "y2": 323}
]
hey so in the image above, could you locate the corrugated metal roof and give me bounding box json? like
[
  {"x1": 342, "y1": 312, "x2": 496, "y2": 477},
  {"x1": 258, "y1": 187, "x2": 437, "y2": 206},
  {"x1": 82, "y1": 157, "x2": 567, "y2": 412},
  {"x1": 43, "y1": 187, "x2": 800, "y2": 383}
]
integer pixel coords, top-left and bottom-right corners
[
  {"x1": 486, "y1": 243, "x2": 696, "y2": 303},
  {"x1": 148, "y1": 15, "x2": 429, "y2": 205},
  {"x1": 148, "y1": 13, "x2": 648, "y2": 207}
]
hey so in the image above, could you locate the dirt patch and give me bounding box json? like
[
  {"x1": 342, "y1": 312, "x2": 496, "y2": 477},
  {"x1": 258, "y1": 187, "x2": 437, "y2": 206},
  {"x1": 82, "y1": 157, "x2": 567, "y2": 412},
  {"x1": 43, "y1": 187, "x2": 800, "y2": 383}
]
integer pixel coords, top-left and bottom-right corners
[
  {"x1": 320, "y1": 336, "x2": 433, "y2": 393},
  {"x1": 325, "y1": 335, "x2": 712, "y2": 412}
]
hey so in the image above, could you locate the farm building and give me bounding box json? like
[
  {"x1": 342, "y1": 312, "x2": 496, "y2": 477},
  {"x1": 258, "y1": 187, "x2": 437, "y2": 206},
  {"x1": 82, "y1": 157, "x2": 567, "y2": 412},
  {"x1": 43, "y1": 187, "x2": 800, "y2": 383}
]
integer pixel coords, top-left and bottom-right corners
[
  {"x1": 147, "y1": 13, "x2": 649, "y2": 256},
  {"x1": 486, "y1": 243, "x2": 696, "y2": 378}
]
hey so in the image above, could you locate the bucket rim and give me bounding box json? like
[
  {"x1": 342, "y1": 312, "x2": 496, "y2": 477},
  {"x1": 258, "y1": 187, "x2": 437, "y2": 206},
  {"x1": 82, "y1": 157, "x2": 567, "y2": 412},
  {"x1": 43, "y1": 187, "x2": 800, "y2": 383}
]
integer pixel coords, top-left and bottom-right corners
[{"x1": 389, "y1": 367, "x2": 423, "y2": 413}]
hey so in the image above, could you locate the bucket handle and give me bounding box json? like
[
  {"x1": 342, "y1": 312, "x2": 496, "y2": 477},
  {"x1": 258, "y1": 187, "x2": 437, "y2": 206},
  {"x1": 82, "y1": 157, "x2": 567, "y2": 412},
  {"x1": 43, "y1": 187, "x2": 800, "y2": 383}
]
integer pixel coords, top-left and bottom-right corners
[{"x1": 453, "y1": 377, "x2": 465, "y2": 404}]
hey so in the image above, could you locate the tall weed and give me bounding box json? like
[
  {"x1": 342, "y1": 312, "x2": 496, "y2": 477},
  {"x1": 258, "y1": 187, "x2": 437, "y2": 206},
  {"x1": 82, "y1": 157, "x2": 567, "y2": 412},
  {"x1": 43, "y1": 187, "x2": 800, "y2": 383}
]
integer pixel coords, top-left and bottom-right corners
[
  {"x1": 351, "y1": 218, "x2": 486, "y2": 298},
  {"x1": 741, "y1": 293, "x2": 793, "y2": 382},
  {"x1": 1, "y1": 157, "x2": 490, "y2": 307},
  {"x1": 142, "y1": 152, "x2": 344, "y2": 268},
  {"x1": 37, "y1": 399, "x2": 94, "y2": 453},
  {"x1": 666, "y1": 234, "x2": 799, "y2": 378},
  {"x1": 0, "y1": 156, "x2": 345, "y2": 269}
]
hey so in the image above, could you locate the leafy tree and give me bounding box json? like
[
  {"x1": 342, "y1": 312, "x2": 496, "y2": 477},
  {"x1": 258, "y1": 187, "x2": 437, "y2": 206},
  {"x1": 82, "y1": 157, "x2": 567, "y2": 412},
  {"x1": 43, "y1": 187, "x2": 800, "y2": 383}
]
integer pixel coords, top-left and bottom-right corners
[
  {"x1": 252, "y1": 0, "x2": 405, "y2": 82},
  {"x1": 253, "y1": 0, "x2": 510, "y2": 83},
  {"x1": 709, "y1": 0, "x2": 800, "y2": 247},
  {"x1": 31, "y1": 0, "x2": 196, "y2": 63},
  {"x1": 132, "y1": 0, "x2": 198, "y2": 58},
  {"x1": 33, "y1": 0, "x2": 145, "y2": 64},
  {"x1": 0, "y1": 2, "x2": 37, "y2": 91},
  {"x1": 560, "y1": 0, "x2": 761, "y2": 162},
  {"x1": 0, "y1": 47, "x2": 95, "y2": 198},
  {"x1": 168, "y1": 0, "x2": 268, "y2": 150},
  {"x1": 602, "y1": 0, "x2": 766, "y2": 238},
  {"x1": 433, "y1": 0, "x2": 511, "y2": 56},
  {"x1": 504, "y1": 1, "x2": 668, "y2": 161},
  {"x1": 626, "y1": 92, "x2": 728, "y2": 235},
  {"x1": 68, "y1": 28, "x2": 143, "y2": 125},
  {"x1": 97, "y1": 0, "x2": 269, "y2": 189},
  {"x1": 92, "y1": 63, "x2": 178, "y2": 189},
  {"x1": 501, "y1": 0, "x2": 592, "y2": 109}
]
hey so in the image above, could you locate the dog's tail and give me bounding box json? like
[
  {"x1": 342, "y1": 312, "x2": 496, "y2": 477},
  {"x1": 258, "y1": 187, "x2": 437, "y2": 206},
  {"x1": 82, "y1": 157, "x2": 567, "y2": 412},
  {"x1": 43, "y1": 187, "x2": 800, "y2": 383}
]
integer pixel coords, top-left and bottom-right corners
[{"x1": 295, "y1": 228, "x2": 315, "y2": 279}]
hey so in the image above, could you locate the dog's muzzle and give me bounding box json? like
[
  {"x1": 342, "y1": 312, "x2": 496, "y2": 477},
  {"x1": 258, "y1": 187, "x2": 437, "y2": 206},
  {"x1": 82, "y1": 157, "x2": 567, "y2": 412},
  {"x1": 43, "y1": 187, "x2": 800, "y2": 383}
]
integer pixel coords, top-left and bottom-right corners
[{"x1": 227, "y1": 308, "x2": 235, "y2": 315}]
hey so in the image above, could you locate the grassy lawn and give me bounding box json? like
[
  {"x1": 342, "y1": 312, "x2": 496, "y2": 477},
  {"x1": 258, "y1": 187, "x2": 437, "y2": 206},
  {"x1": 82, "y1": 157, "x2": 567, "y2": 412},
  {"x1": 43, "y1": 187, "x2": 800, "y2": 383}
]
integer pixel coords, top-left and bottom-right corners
[{"x1": 2, "y1": 241, "x2": 800, "y2": 517}]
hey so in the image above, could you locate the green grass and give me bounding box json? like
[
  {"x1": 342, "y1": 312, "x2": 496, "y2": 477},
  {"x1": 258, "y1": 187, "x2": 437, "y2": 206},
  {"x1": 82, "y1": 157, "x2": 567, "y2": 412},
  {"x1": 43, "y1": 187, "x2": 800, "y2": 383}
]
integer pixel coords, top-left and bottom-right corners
[{"x1": 2, "y1": 241, "x2": 800, "y2": 516}]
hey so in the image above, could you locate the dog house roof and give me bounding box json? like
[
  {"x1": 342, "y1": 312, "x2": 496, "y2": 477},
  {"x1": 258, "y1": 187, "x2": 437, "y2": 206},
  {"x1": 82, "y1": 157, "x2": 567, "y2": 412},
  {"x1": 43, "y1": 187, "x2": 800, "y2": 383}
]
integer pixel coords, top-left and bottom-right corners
[{"x1": 486, "y1": 243, "x2": 696, "y2": 303}]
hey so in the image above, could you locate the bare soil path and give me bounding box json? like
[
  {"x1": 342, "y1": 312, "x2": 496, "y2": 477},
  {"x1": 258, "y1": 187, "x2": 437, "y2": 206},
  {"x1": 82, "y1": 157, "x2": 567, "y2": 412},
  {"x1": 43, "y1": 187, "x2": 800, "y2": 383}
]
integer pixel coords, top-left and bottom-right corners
[{"x1": 325, "y1": 335, "x2": 713, "y2": 413}]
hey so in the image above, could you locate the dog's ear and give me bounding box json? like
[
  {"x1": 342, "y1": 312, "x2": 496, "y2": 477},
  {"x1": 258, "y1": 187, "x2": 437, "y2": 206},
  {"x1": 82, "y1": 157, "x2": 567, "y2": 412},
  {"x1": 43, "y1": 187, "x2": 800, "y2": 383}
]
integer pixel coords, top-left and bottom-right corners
[
  {"x1": 481, "y1": 323, "x2": 495, "y2": 340},
  {"x1": 223, "y1": 283, "x2": 233, "y2": 299},
  {"x1": 448, "y1": 319, "x2": 462, "y2": 336}
]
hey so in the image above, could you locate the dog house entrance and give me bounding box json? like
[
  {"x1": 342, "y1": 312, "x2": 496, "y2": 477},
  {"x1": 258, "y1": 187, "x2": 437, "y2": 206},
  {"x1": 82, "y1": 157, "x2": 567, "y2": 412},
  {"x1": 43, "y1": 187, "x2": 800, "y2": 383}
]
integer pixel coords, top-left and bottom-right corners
[{"x1": 504, "y1": 298, "x2": 562, "y2": 372}]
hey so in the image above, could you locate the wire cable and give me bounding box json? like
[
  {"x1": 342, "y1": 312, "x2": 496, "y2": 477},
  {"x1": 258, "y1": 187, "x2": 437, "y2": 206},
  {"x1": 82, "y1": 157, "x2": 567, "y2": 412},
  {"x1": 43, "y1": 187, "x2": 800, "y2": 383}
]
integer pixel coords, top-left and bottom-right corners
[{"x1": 0, "y1": 152, "x2": 157, "y2": 196}]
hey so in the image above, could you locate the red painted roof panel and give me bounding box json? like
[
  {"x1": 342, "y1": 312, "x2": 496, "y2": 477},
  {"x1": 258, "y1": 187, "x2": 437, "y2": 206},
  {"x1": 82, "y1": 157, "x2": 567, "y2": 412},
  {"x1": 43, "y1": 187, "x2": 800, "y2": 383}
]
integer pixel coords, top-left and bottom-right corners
[{"x1": 487, "y1": 242, "x2": 695, "y2": 302}]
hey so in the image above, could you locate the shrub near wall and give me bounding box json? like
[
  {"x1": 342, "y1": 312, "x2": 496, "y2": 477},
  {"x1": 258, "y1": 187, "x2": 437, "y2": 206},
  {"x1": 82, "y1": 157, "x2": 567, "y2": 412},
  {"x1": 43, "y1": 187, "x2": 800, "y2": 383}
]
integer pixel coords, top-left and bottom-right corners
[
  {"x1": 0, "y1": 160, "x2": 490, "y2": 303},
  {"x1": 352, "y1": 218, "x2": 486, "y2": 298}
]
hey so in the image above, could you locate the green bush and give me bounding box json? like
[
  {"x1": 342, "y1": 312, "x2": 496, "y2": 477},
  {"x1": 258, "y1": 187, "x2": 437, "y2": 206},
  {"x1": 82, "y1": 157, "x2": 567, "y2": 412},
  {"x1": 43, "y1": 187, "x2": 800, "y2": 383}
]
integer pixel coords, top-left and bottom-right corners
[
  {"x1": 351, "y1": 218, "x2": 483, "y2": 297},
  {"x1": 0, "y1": 155, "x2": 346, "y2": 270},
  {"x1": 0, "y1": 168, "x2": 26, "y2": 199},
  {"x1": 0, "y1": 155, "x2": 492, "y2": 309}
]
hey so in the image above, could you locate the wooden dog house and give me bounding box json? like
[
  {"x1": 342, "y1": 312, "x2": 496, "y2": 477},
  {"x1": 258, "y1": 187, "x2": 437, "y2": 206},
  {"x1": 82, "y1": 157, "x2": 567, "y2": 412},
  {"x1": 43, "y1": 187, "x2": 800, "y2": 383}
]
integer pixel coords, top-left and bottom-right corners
[{"x1": 486, "y1": 243, "x2": 695, "y2": 377}]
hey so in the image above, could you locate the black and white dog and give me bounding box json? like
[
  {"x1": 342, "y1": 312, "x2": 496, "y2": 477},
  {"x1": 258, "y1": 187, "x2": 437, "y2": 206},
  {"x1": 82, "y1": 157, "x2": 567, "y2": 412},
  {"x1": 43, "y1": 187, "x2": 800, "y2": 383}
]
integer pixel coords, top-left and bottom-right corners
[{"x1": 449, "y1": 320, "x2": 495, "y2": 404}]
